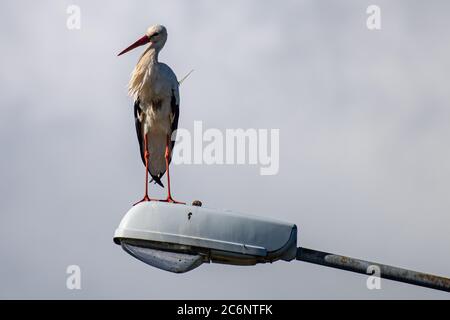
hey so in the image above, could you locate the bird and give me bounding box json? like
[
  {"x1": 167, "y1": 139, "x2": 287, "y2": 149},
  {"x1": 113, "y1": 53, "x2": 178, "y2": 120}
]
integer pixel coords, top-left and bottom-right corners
[{"x1": 118, "y1": 24, "x2": 184, "y2": 205}]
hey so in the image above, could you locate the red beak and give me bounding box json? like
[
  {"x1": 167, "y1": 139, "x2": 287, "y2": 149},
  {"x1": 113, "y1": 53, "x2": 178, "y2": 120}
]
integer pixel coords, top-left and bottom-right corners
[{"x1": 118, "y1": 35, "x2": 150, "y2": 56}]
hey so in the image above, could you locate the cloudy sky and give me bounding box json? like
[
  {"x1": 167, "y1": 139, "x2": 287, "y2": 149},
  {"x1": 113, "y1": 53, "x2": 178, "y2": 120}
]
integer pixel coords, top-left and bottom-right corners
[{"x1": 0, "y1": 0, "x2": 449, "y2": 299}]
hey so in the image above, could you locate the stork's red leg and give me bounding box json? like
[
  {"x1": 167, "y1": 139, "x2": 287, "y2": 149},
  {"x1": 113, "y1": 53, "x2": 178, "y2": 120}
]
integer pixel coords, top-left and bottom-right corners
[
  {"x1": 133, "y1": 134, "x2": 153, "y2": 205},
  {"x1": 161, "y1": 135, "x2": 185, "y2": 204}
]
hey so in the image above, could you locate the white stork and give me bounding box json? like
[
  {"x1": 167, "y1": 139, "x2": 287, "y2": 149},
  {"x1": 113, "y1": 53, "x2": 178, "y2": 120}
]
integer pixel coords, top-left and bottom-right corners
[{"x1": 118, "y1": 24, "x2": 183, "y2": 204}]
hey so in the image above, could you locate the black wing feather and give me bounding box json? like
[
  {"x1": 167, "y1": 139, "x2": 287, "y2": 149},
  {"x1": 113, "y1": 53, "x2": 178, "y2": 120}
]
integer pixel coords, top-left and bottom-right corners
[
  {"x1": 134, "y1": 99, "x2": 145, "y2": 165},
  {"x1": 169, "y1": 89, "x2": 180, "y2": 161}
]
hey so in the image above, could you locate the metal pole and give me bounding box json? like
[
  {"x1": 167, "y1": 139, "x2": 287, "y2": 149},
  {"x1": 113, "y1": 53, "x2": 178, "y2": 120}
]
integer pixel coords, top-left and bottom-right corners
[{"x1": 296, "y1": 247, "x2": 450, "y2": 293}]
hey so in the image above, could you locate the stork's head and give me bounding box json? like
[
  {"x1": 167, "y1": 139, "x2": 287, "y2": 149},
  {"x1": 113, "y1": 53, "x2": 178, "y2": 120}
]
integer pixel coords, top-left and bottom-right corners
[{"x1": 118, "y1": 24, "x2": 168, "y2": 56}]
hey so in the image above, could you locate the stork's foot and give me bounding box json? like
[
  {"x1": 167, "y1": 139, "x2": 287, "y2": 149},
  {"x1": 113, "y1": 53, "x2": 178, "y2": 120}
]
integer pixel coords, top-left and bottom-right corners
[
  {"x1": 133, "y1": 195, "x2": 155, "y2": 206},
  {"x1": 159, "y1": 197, "x2": 185, "y2": 205}
]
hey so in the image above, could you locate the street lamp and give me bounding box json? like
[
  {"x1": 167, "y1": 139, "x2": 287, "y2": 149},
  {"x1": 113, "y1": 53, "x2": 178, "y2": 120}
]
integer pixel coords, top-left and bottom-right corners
[{"x1": 113, "y1": 202, "x2": 450, "y2": 293}]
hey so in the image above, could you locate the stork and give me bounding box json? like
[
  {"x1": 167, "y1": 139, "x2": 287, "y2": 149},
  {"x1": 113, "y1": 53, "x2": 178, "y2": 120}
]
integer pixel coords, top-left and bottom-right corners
[{"x1": 118, "y1": 24, "x2": 183, "y2": 205}]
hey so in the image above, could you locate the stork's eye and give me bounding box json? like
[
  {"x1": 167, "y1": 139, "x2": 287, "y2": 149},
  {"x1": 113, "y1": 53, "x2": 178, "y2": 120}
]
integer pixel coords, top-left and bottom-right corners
[{"x1": 152, "y1": 32, "x2": 159, "y2": 37}]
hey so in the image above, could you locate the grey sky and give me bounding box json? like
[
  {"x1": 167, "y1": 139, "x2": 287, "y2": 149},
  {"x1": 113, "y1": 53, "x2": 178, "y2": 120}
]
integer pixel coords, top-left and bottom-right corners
[{"x1": 0, "y1": 0, "x2": 449, "y2": 298}]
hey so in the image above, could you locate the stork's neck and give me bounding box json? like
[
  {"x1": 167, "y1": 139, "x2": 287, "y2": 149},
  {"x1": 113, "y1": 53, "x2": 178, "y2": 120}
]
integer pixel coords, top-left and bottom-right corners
[
  {"x1": 128, "y1": 47, "x2": 161, "y2": 98},
  {"x1": 145, "y1": 47, "x2": 159, "y2": 65}
]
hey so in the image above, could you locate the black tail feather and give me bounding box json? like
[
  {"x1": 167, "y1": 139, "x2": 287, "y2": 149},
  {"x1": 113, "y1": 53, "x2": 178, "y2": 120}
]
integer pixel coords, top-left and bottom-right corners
[{"x1": 150, "y1": 175, "x2": 165, "y2": 188}]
